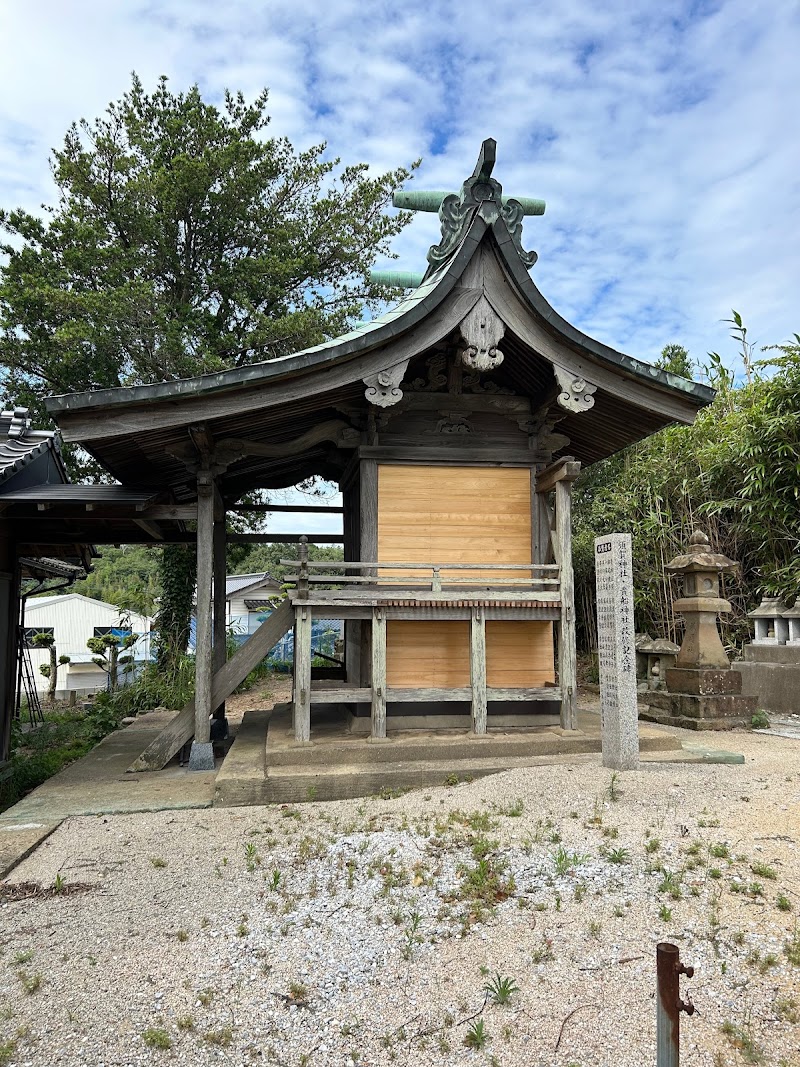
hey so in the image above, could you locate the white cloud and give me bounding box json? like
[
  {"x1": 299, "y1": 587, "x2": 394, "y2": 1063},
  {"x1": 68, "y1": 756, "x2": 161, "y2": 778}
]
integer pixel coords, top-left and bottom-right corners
[{"x1": 1, "y1": 0, "x2": 798, "y2": 386}]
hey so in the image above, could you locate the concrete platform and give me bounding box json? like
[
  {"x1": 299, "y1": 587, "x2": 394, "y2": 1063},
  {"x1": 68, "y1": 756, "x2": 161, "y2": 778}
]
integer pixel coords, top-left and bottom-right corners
[
  {"x1": 0, "y1": 710, "x2": 215, "y2": 877},
  {"x1": 214, "y1": 703, "x2": 687, "y2": 806}
]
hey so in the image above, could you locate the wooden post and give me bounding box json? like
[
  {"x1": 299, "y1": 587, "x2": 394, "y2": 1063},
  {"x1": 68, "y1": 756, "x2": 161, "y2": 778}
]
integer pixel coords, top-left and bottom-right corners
[
  {"x1": 293, "y1": 604, "x2": 312, "y2": 744},
  {"x1": 0, "y1": 532, "x2": 18, "y2": 764},
  {"x1": 212, "y1": 508, "x2": 227, "y2": 722},
  {"x1": 189, "y1": 469, "x2": 215, "y2": 768},
  {"x1": 359, "y1": 459, "x2": 378, "y2": 577},
  {"x1": 555, "y1": 478, "x2": 577, "y2": 730},
  {"x1": 370, "y1": 607, "x2": 387, "y2": 740},
  {"x1": 470, "y1": 606, "x2": 488, "y2": 735}
]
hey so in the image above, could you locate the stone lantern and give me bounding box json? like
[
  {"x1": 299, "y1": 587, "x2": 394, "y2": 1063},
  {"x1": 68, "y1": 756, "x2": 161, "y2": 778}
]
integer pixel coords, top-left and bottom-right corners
[
  {"x1": 747, "y1": 597, "x2": 789, "y2": 645},
  {"x1": 666, "y1": 528, "x2": 737, "y2": 671},
  {"x1": 639, "y1": 528, "x2": 755, "y2": 730},
  {"x1": 783, "y1": 597, "x2": 800, "y2": 646}
]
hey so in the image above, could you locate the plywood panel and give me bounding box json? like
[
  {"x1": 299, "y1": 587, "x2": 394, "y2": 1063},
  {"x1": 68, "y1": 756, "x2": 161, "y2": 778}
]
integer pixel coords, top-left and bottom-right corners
[
  {"x1": 377, "y1": 465, "x2": 532, "y2": 580},
  {"x1": 386, "y1": 621, "x2": 470, "y2": 687},
  {"x1": 486, "y1": 621, "x2": 555, "y2": 687}
]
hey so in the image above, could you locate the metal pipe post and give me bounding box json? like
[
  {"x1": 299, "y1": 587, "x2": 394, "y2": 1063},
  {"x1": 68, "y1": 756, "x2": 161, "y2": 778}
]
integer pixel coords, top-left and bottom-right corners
[{"x1": 656, "y1": 942, "x2": 695, "y2": 1067}]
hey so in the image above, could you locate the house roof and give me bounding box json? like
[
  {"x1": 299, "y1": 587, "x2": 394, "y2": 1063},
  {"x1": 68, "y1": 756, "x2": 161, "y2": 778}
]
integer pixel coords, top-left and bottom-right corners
[
  {"x1": 25, "y1": 592, "x2": 151, "y2": 625},
  {"x1": 0, "y1": 407, "x2": 68, "y2": 487},
  {"x1": 225, "y1": 572, "x2": 281, "y2": 599},
  {"x1": 42, "y1": 142, "x2": 714, "y2": 498}
]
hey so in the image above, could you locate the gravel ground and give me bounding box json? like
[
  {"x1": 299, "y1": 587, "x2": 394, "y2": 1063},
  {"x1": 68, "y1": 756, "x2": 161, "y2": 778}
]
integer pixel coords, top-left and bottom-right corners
[{"x1": 1, "y1": 729, "x2": 799, "y2": 1067}]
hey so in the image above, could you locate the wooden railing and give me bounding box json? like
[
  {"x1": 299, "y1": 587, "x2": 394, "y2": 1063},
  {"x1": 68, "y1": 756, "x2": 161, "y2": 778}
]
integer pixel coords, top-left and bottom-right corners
[{"x1": 280, "y1": 558, "x2": 560, "y2": 601}]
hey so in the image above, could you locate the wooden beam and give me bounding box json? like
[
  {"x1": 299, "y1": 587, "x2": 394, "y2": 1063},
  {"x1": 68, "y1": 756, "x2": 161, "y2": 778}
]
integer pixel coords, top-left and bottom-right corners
[
  {"x1": 133, "y1": 519, "x2": 164, "y2": 541},
  {"x1": 470, "y1": 607, "x2": 487, "y2": 734},
  {"x1": 193, "y1": 471, "x2": 214, "y2": 746},
  {"x1": 228, "y1": 504, "x2": 344, "y2": 514},
  {"x1": 371, "y1": 608, "x2": 387, "y2": 739},
  {"x1": 128, "y1": 599, "x2": 294, "y2": 771},
  {"x1": 535, "y1": 457, "x2": 582, "y2": 495},
  {"x1": 359, "y1": 459, "x2": 378, "y2": 575},
  {"x1": 555, "y1": 479, "x2": 577, "y2": 730},
  {"x1": 293, "y1": 605, "x2": 312, "y2": 743},
  {"x1": 212, "y1": 511, "x2": 227, "y2": 720}
]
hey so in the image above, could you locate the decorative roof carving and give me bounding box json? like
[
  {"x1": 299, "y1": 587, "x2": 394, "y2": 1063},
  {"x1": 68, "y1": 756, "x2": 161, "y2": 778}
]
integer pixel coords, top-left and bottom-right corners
[
  {"x1": 363, "y1": 360, "x2": 410, "y2": 408},
  {"x1": 427, "y1": 139, "x2": 540, "y2": 271},
  {"x1": 457, "y1": 295, "x2": 505, "y2": 373},
  {"x1": 553, "y1": 366, "x2": 597, "y2": 413}
]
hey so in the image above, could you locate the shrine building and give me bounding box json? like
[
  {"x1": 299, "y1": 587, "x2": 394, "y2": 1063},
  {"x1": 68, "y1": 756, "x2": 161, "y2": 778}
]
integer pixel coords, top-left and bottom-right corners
[{"x1": 0, "y1": 141, "x2": 713, "y2": 783}]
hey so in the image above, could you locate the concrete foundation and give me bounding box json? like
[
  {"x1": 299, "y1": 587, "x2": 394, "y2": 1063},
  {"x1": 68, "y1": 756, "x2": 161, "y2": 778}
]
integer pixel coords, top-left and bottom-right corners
[
  {"x1": 214, "y1": 703, "x2": 682, "y2": 806},
  {"x1": 739, "y1": 644, "x2": 800, "y2": 716}
]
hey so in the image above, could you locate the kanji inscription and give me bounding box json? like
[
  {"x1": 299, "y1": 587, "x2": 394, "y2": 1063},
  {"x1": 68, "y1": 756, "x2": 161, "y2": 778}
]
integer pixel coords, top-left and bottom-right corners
[{"x1": 595, "y1": 533, "x2": 639, "y2": 770}]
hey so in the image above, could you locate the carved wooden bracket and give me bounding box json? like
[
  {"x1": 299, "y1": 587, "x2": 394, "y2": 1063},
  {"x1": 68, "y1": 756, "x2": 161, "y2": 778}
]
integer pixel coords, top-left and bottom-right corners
[
  {"x1": 363, "y1": 360, "x2": 410, "y2": 408},
  {"x1": 553, "y1": 366, "x2": 597, "y2": 413},
  {"x1": 457, "y1": 295, "x2": 505, "y2": 373}
]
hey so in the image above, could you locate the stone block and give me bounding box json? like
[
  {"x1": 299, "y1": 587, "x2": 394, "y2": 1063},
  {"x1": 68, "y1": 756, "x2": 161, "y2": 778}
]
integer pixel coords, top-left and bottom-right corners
[
  {"x1": 739, "y1": 661, "x2": 800, "y2": 715},
  {"x1": 665, "y1": 667, "x2": 742, "y2": 696},
  {"x1": 188, "y1": 741, "x2": 216, "y2": 771},
  {"x1": 743, "y1": 644, "x2": 800, "y2": 665},
  {"x1": 640, "y1": 690, "x2": 755, "y2": 730}
]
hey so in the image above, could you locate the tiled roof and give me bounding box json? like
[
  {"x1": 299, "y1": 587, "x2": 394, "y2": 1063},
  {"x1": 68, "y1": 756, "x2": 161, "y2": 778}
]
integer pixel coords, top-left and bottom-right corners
[{"x1": 0, "y1": 407, "x2": 61, "y2": 485}]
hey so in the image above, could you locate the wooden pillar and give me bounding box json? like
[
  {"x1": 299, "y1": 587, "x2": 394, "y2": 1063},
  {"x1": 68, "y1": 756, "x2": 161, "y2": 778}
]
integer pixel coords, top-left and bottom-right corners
[
  {"x1": 0, "y1": 532, "x2": 18, "y2": 764},
  {"x1": 293, "y1": 605, "x2": 312, "y2": 743},
  {"x1": 370, "y1": 607, "x2": 387, "y2": 739},
  {"x1": 212, "y1": 507, "x2": 227, "y2": 722},
  {"x1": 470, "y1": 606, "x2": 488, "y2": 735},
  {"x1": 359, "y1": 459, "x2": 378, "y2": 574},
  {"x1": 190, "y1": 469, "x2": 215, "y2": 766},
  {"x1": 555, "y1": 478, "x2": 577, "y2": 730}
]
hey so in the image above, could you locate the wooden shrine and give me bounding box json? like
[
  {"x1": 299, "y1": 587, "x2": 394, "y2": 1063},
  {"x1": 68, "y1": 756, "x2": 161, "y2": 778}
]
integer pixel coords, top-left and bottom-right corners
[{"x1": 0, "y1": 140, "x2": 713, "y2": 770}]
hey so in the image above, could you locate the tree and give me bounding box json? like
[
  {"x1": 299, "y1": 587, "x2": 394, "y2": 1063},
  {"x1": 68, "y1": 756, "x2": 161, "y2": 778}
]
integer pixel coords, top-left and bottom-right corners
[
  {"x1": 0, "y1": 74, "x2": 416, "y2": 663},
  {"x1": 656, "y1": 343, "x2": 693, "y2": 379},
  {"x1": 87, "y1": 630, "x2": 137, "y2": 693},
  {"x1": 32, "y1": 632, "x2": 70, "y2": 704},
  {"x1": 0, "y1": 73, "x2": 416, "y2": 426}
]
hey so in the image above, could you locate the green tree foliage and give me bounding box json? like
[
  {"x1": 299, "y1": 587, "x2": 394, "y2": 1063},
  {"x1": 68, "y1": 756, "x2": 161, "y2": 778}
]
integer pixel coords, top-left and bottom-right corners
[
  {"x1": 233, "y1": 541, "x2": 344, "y2": 583},
  {"x1": 86, "y1": 631, "x2": 137, "y2": 693},
  {"x1": 156, "y1": 543, "x2": 197, "y2": 671},
  {"x1": 31, "y1": 631, "x2": 70, "y2": 705},
  {"x1": 67, "y1": 545, "x2": 160, "y2": 615},
  {"x1": 0, "y1": 74, "x2": 416, "y2": 424},
  {"x1": 573, "y1": 323, "x2": 800, "y2": 654}
]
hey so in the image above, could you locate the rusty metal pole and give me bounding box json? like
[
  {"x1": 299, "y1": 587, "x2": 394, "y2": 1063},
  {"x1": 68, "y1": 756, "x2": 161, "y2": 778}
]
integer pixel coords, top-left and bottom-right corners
[{"x1": 657, "y1": 943, "x2": 695, "y2": 1067}]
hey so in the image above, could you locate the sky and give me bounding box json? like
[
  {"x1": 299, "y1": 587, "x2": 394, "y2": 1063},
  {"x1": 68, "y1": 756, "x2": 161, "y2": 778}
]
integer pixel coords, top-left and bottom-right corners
[{"x1": 1, "y1": 0, "x2": 798, "y2": 535}]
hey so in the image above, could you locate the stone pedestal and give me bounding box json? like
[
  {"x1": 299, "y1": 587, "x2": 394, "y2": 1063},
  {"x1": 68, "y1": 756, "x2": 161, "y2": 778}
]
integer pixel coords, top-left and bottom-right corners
[
  {"x1": 640, "y1": 667, "x2": 755, "y2": 730},
  {"x1": 739, "y1": 642, "x2": 800, "y2": 716}
]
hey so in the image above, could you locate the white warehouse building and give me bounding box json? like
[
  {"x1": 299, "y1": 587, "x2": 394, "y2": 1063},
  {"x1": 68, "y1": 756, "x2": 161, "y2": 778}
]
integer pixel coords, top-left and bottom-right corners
[{"x1": 23, "y1": 593, "x2": 152, "y2": 698}]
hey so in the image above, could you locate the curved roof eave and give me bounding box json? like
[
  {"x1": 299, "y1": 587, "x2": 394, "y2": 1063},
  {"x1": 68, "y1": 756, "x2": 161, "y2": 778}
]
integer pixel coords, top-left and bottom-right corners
[{"x1": 487, "y1": 218, "x2": 715, "y2": 407}]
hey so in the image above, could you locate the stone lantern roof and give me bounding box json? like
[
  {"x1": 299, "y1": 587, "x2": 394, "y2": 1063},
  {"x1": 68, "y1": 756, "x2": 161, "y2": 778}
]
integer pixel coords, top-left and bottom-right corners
[
  {"x1": 665, "y1": 529, "x2": 737, "y2": 575},
  {"x1": 747, "y1": 596, "x2": 787, "y2": 619}
]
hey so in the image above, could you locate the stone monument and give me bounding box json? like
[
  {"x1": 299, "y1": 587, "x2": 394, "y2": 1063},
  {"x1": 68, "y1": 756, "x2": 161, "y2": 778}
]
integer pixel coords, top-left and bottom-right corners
[
  {"x1": 595, "y1": 533, "x2": 639, "y2": 769},
  {"x1": 640, "y1": 529, "x2": 756, "y2": 730}
]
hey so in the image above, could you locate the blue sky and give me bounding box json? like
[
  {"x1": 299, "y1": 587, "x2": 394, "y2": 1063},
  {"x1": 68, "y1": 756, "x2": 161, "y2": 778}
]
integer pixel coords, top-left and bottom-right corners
[{"x1": 1, "y1": 0, "x2": 798, "y2": 533}]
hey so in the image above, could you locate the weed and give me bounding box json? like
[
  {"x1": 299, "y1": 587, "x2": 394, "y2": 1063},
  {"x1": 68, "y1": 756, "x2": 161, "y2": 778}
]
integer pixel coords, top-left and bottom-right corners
[
  {"x1": 504, "y1": 799, "x2": 524, "y2": 818},
  {"x1": 645, "y1": 837, "x2": 661, "y2": 854},
  {"x1": 306, "y1": 785, "x2": 318, "y2": 802},
  {"x1": 658, "y1": 904, "x2": 673, "y2": 922},
  {"x1": 708, "y1": 867, "x2": 722, "y2": 879},
  {"x1": 52, "y1": 872, "x2": 66, "y2": 894},
  {"x1": 750, "y1": 861, "x2": 777, "y2": 880},
  {"x1": 444, "y1": 773, "x2": 460, "y2": 787},
  {"x1": 602, "y1": 825, "x2": 619, "y2": 839},
  {"x1": 401, "y1": 912, "x2": 422, "y2": 960},
  {"x1": 588, "y1": 920, "x2": 602, "y2": 939},
  {"x1": 177, "y1": 1016, "x2": 195, "y2": 1031},
  {"x1": 720, "y1": 1016, "x2": 764, "y2": 1064},
  {"x1": 784, "y1": 925, "x2": 800, "y2": 965},
  {"x1": 531, "y1": 937, "x2": 554, "y2": 964},
  {"x1": 606, "y1": 772, "x2": 621, "y2": 802},
  {"x1": 0, "y1": 1039, "x2": 16, "y2": 1066},
  {"x1": 175, "y1": 929, "x2": 189, "y2": 942},
  {"x1": 606, "y1": 847, "x2": 630, "y2": 865},
  {"x1": 18, "y1": 971, "x2": 41, "y2": 994},
  {"x1": 732, "y1": 929, "x2": 745, "y2": 946},
  {"x1": 573, "y1": 882, "x2": 586, "y2": 903},
  {"x1": 484, "y1": 973, "x2": 520, "y2": 1005},
  {"x1": 464, "y1": 1018, "x2": 488, "y2": 1050},
  {"x1": 777, "y1": 894, "x2": 792, "y2": 912},
  {"x1": 197, "y1": 988, "x2": 214, "y2": 1006},
  {"x1": 150, "y1": 856, "x2": 167, "y2": 868},
  {"x1": 289, "y1": 981, "x2": 309, "y2": 1002},
  {"x1": 267, "y1": 868, "x2": 281, "y2": 891},
  {"x1": 142, "y1": 1028, "x2": 172, "y2": 1050},
  {"x1": 658, "y1": 871, "x2": 682, "y2": 900},
  {"x1": 751, "y1": 710, "x2": 770, "y2": 729},
  {"x1": 12, "y1": 950, "x2": 33, "y2": 965},
  {"x1": 774, "y1": 996, "x2": 798, "y2": 1023},
  {"x1": 553, "y1": 846, "x2": 589, "y2": 875},
  {"x1": 709, "y1": 843, "x2": 730, "y2": 859},
  {"x1": 204, "y1": 1027, "x2": 233, "y2": 1046},
  {"x1": 748, "y1": 882, "x2": 764, "y2": 898},
  {"x1": 613, "y1": 903, "x2": 625, "y2": 917},
  {"x1": 458, "y1": 856, "x2": 515, "y2": 908}
]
